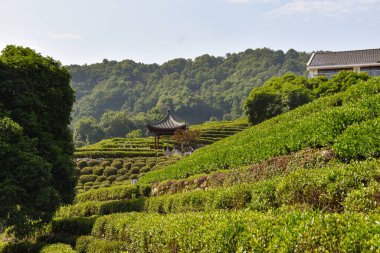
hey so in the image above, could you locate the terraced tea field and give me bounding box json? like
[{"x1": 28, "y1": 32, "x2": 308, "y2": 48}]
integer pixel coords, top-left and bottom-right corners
[{"x1": 4, "y1": 78, "x2": 380, "y2": 252}]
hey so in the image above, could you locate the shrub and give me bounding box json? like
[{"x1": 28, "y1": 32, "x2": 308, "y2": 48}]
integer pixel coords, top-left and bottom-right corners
[
  {"x1": 134, "y1": 162, "x2": 145, "y2": 169},
  {"x1": 343, "y1": 182, "x2": 380, "y2": 212},
  {"x1": 90, "y1": 211, "x2": 380, "y2": 252},
  {"x1": 95, "y1": 176, "x2": 107, "y2": 183},
  {"x1": 117, "y1": 168, "x2": 128, "y2": 175},
  {"x1": 100, "y1": 160, "x2": 111, "y2": 167},
  {"x1": 93, "y1": 167, "x2": 104, "y2": 176},
  {"x1": 51, "y1": 217, "x2": 96, "y2": 235},
  {"x1": 334, "y1": 117, "x2": 380, "y2": 160},
  {"x1": 123, "y1": 162, "x2": 132, "y2": 169},
  {"x1": 140, "y1": 166, "x2": 151, "y2": 173},
  {"x1": 87, "y1": 159, "x2": 99, "y2": 167},
  {"x1": 77, "y1": 160, "x2": 88, "y2": 169},
  {"x1": 129, "y1": 174, "x2": 138, "y2": 180},
  {"x1": 74, "y1": 184, "x2": 141, "y2": 203},
  {"x1": 79, "y1": 175, "x2": 97, "y2": 184},
  {"x1": 107, "y1": 175, "x2": 117, "y2": 183},
  {"x1": 81, "y1": 167, "x2": 93, "y2": 175},
  {"x1": 111, "y1": 161, "x2": 123, "y2": 169},
  {"x1": 104, "y1": 166, "x2": 117, "y2": 177},
  {"x1": 130, "y1": 167, "x2": 140, "y2": 174},
  {"x1": 40, "y1": 243, "x2": 75, "y2": 253},
  {"x1": 147, "y1": 162, "x2": 156, "y2": 168},
  {"x1": 83, "y1": 182, "x2": 93, "y2": 191},
  {"x1": 100, "y1": 181, "x2": 111, "y2": 187}
]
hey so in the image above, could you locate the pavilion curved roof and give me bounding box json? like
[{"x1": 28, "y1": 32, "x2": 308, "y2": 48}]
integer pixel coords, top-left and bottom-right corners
[{"x1": 146, "y1": 110, "x2": 186, "y2": 135}]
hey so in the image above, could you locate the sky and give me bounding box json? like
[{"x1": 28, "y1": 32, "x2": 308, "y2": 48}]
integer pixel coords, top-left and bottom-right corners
[{"x1": 1, "y1": 0, "x2": 379, "y2": 65}]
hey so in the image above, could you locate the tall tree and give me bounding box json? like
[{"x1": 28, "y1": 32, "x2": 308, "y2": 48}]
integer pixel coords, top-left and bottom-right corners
[{"x1": 0, "y1": 45, "x2": 75, "y2": 237}]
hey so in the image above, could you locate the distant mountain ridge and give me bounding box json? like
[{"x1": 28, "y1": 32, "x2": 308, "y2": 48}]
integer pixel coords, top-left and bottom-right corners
[{"x1": 68, "y1": 48, "x2": 310, "y2": 125}]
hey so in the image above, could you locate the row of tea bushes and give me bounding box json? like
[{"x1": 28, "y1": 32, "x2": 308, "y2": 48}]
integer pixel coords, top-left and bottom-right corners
[
  {"x1": 75, "y1": 156, "x2": 181, "y2": 192},
  {"x1": 74, "y1": 184, "x2": 151, "y2": 203},
  {"x1": 79, "y1": 210, "x2": 380, "y2": 252},
  {"x1": 190, "y1": 118, "x2": 249, "y2": 145},
  {"x1": 140, "y1": 78, "x2": 380, "y2": 184},
  {"x1": 56, "y1": 159, "x2": 380, "y2": 218},
  {"x1": 151, "y1": 148, "x2": 332, "y2": 196}
]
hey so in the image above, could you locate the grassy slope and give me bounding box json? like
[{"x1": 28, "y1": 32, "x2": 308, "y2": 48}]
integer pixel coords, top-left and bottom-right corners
[{"x1": 140, "y1": 77, "x2": 380, "y2": 184}]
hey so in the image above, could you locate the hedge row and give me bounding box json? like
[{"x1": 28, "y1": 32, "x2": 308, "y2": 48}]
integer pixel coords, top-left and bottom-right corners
[
  {"x1": 56, "y1": 159, "x2": 380, "y2": 218},
  {"x1": 74, "y1": 184, "x2": 151, "y2": 203},
  {"x1": 140, "y1": 78, "x2": 380, "y2": 184},
  {"x1": 151, "y1": 148, "x2": 330, "y2": 196},
  {"x1": 55, "y1": 199, "x2": 145, "y2": 219},
  {"x1": 74, "y1": 150, "x2": 162, "y2": 158},
  {"x1": 82, "y1": 210, "x2": 380, "y2": 252}
]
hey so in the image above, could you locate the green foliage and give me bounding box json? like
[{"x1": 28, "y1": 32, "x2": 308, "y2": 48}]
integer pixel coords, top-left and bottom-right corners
[
  {"x1": 243, "y1": 71, "x2": 369, "y2": 125},
  {"x1": 334, "y1": 116, "x2": 380, "y2": 160},
  {"x1": 103, "y1": 167, "x2": 117, "y2": 177},
  {"x1": 77, "y1": 160, "x2": 88, "y2": 169},
  {"x1": 69, "y1": 48, "x2": 309, "y2": 144},
  {"x1": 79, "y1": 175, "x2": 97, "y2": 184},
  {"x1": 140, "y1": 77, "x2": 380, "y2": 184},
  {"x1": 74, "y1": 184, "x2": 149, "y2": 203},
  {"x1": 40, "y1": 244, "x2": 75, "y2": 253},
  {"x1": 0, "y1": 45, "x2": 75, "y2": 238},
  {"x1": 51, "y1": 217, "x2": 96, "y2": 236},
  {"x1": 89, "y1": 211, "x2": 380, "y2": 252}
]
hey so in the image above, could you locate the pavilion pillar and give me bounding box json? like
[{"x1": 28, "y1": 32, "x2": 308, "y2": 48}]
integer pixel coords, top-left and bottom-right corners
[{"x1": 157, "y1": 135, "x2": 160, "y2": 149}]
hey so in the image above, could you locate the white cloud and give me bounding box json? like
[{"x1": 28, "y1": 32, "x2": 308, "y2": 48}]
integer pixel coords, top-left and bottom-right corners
[
  {"x1": 263, "y1": 0, "x2": 380, "y2": 18},
  {"x1": 226, "y1": 0, "x2": 277, "y2": 4},
  {"x1": 46, "y1": 32, "x2": 83, "y2": 40}
]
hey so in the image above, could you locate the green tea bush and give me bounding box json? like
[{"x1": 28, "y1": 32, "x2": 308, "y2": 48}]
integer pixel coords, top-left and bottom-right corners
[
  {"x1": 130, "y1": 167, "x2": 140, "y2": 174},
  {"x1": 123, "y1": 162, "x2": 132, "y2": 169},
  {"x1": 93, "y1": 167, "x2": 104, "y2": 176},
  {"x1": 343, "y1": 182, "x2": 380, "y2": 212},
  {"x1": 100, "y1": 181, "x2": 111, "y2": 187},
  {"x1": 103, "y1": 166, "x2": 117, "y2": 177},
  {"x1": 107, "y1": 175, "x2": 117, "y2": 183},
  {"x1": 87, "y1": 159, "x2": 99, "y2": 167},
  {"x1": 77, "y1": 160, "x2": 88, "y2": 169},
  {"x1": 83, "y1": 182, "x2": 93, "y2": 191},
  {"x1": 2, "y1": 242, "x2": 45, "y2": 253},
  {"x1": 90, "y1": 211, "x2": 380, "y2": 252},
  {"x1": 74, "y1": 184, "x2": 145, "y2": 203},
  {"x1": 95, "y1": 176, "x2": 106, "y2": 183},
  {"x1": 111, "y1": 161, "x2": 122, "y2": 169},
  {"x1": 75, "y1": 237, "x2": 125, "y2": 253},
  {"x1": 334, "y1": 117, "x2": 380, "y2": 160},
  {"x1": 100, "y1": 160, "x2": 111, "y2": 167},
  {"x1": 117, "y1": 168, "x2": 128, "y2": 175},
  {"x1": 129, "y1": 174, "x2": 138, "y2": 180},
  {"x1": 81, "y1": 167, "x2": 93, "y2": 175},
  {"x1": 79, "y1": 175, "x2": 97, "y2": 184},
  {"x1": 140, "y1": 166, "x2": 150, "y2": 173},
  {"x1": 51, "y1": 217, "x2": 96, "y2": 235},
  {"x1": 40, "y1": 243, "x2": 75, "y2": 253},
  {"x1": 134, "y1": 162, "x2": 145, "y2": 169}
]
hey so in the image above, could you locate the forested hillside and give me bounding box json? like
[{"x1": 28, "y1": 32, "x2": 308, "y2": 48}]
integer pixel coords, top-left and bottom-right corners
[{"x1": 68, "y1": 48, "x2": 309, "y2": 144}]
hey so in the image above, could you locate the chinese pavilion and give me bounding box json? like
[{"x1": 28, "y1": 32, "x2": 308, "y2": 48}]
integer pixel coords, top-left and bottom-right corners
[{"x1": 146, "y1": 110, "x2": 187, "y2": 149}]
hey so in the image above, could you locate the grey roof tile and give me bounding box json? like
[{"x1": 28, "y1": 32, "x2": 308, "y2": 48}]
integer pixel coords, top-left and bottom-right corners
[{"x1": 308, "y1": 49, "x2": 380, "y2": 67}]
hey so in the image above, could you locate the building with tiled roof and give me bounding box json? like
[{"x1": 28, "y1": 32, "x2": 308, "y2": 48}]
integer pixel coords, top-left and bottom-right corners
[
  {"x1": 146, "y1": 110, "x2": 186, "y2": 149},
  {"x1": 307, "y1": 49, "x2": 380, "y2": 78}
]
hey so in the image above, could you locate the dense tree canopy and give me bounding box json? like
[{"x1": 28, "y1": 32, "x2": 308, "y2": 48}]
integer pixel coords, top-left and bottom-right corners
[
  {"x1": 68, "y1": 48, "x2": 310, "y2": 144},
  {"x1": 0, "y1": 45, "x2": 75, "y2": 237},
  {"x1": 244, "y1": 71, "x2": 370, "y2": 124}
]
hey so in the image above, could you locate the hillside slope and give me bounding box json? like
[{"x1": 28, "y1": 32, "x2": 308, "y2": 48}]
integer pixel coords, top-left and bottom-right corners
[{"x1": 140, "y1": 77, "x2": 380, "y2": 184}]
